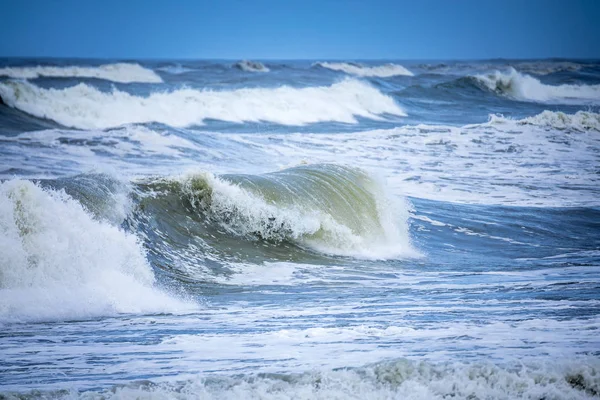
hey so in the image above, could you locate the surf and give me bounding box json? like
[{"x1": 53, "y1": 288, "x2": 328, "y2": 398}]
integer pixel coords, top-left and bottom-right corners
[
  {"x1": 473, "y1": 67, "x2": 600, "y2": 104},
  {"x1": 0, "y1": 179, "x2": 192, "y2": 323},
  {"x1": 0, "y1": 63, "x2": 162, "y2": 83},
  {"x1": 0, "y1": 78, "x2": 406, "y2": 129}
]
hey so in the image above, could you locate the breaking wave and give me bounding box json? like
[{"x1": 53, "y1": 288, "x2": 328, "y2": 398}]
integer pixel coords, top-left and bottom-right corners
[
  {"x1": 488, "y1": 110, "x2": 600, "y2": 132},
  {"x1": 0, "y1": 63, "x2": 162, "y2": 83},
  {"x1": 12, "y1": 358, "x2": 600, "y2": 400},
  {"x1": 0, "y1": 179, "x2": 192, "y2": 323},
  {"x1": 234, "y1": 60, "x2": 270, "y2": 72},
  {"x1": 473, "y1": 67, "x2": 600, "y2": 104},
  {"x1": 0, "y1": 79, "x2": 406, "y2": 129},
  {"x1": 315, "y1": 62, "x2": 414, "y2": 77},
  {"x1": 138, "y1": 164, "x2": 415, "y2": 260}
]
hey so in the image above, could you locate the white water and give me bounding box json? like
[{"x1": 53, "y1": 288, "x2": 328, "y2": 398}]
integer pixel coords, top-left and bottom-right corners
[
  {"x1": 0, "y1": 63, "x2": 162, "y2": 83},
  {"x1": 0, "y1": 180, "x2": 192, "y2": 323},
  {"x1": 0, "y1": 79, "x2": 406, "y2": 129},
  {"x1": 179, "y1": 169, "x2": 416, "y2": 259},
  {"x1": 475, "y1": 67, "x2": 600, "y2": 104},
  {"x1": 316, "y1": 62, "x2": 414, "y2": 77}
]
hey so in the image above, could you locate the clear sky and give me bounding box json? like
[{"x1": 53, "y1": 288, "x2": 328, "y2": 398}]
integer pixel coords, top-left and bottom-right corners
[{"x1": 1, "y1": 0, "x2": 599, "y2": 59}]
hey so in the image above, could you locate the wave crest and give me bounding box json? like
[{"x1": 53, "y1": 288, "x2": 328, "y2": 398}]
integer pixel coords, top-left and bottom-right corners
[
  {"x1": 473, "y1": 67, "x2": 600, "y2": 104},
  {"x1": 315, "y1": 62, "x2": 414, "y2": 77},
  {"x1": 0, "y1": 79, "x2": 406, "y2": 129},
  {"x1": 0, "y1": 63, "x2": 162, "y2": 83},
  {"x1": 234, "y1": 60, "x2": 270, "y2": 72},
  {"x1": 0, "y1": 179, "x2": 191, "y2": 323},
  {"x1": 151, "y1": 164, "x2": 415, "y2": 260}
]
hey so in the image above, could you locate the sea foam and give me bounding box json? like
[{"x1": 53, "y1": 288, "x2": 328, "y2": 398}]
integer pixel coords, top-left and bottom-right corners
[
  {"x1": 0, "y1": 79, "x2": 406, "y2": 129},
  {"x1": 0, "y1": 180, "x2": 192, "y2": 323},
  {"x1": 0, "y1": 63, "x2": 162, "y2": 83}
]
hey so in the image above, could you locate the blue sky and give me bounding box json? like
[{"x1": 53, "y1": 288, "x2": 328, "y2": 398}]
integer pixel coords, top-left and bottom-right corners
[{"x1": 1, "y1": 0, "x2": 599, "y2": 59}]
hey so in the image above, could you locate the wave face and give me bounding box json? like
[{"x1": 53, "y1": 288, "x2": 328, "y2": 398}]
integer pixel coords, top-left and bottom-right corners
[
  {"x1": 0, "y1": 63, "x2": 162, "y2": 83},
  {"x1": 0, "y1": 79, "x2": 405, "y2": 129},
  {"x1": 142, "y1": 164, "x2": 415, "y2": 260},
  {"x1": 316, "y1": 62, "x2": 414, "y2": 77},
  {"x1": 234, "y1": 60, "x2": 270, "y2": 72},
  {"x1": 0, "y1": 179, "x2": 190, "y2": 323},
  {"x1": 473, "y1": 67, "x2": 600, "y2": 103}
]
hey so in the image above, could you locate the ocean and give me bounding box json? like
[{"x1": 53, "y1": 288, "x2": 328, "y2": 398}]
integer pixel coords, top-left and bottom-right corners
[{"x1": 0, "y1": 58, "x2": 599, "y2": 399}]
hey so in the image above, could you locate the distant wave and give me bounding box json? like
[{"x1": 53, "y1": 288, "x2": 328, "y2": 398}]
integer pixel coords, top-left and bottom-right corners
[
  {"x1": 0, "y1": 79, "x2": 406, "y2": 129},
  {"x1": 0, "y1": 179, "x2": 191, "y2": 323},
  {"x1": 473, "y1": 67, "x2": 600, "y2": 104},
  {"x1": 315, "y1": 62, "x2": 414, "y2": 77},
  {"x1": 234, "y1": 60, "x2": 270, "y2": 72},
  {"x1": 156, "y1": 64, "x2": 195, "y2": 75},
  {"x1": 489, "y1": 110, "x2": 600, "y2": 132},
  {"x1": 0, "y1": 63, "x2": 163, "y2": 83}
]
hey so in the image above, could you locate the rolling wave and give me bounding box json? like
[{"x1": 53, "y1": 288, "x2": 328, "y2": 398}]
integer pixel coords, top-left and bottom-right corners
[
  {"x1": 473, "y1": 67, "x2": 600, "y2": 104},
  {"x1": 315, "y1": 62, "x2": 414, "y2": 77},
  {"x1": 137, "y1": 164, "x2": 415, "y2": 261},
  {"x1": 234, "y1": 60, "x2": 270, "y2": 72},
  {"x1": 0, "y1": 63, "x2": 163, "y2": 83},
  {"x1": 0, "y1": 179, "x2": 191, "y2": 323},
  {"x1": 0, "y1": 79, "x2": 406, "y2": 129}
]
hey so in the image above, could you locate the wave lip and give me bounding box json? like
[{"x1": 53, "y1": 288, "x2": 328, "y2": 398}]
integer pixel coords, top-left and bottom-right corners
[
  {"x1": 0, "y1": 63, "x2": 163, "y2": 83},
  {"x1": 234, "y1": 60, "x2": 270, "y2": 72},
  {"x1": 176, "y1": 164, "x2": 416, "y2": 259},
  {"x1": 473, "y1": 67, "x2": 600, "y2": 104},
  {"x1": 0, "y1": 179, "x2": 192, "y2": 323},
  {"x1": 316, "y1": 62, "x2": 414, "y2": 77},
  {"x1": 0, "y1": 78, "x2": 406, "y2": 129},
  {"x1": 488, "y1": 110, "x2": 600, "y2": 132}
]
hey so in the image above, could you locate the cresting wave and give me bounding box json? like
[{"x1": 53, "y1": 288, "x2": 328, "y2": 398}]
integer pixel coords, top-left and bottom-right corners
[
  {"x1": 0, "y1": 179, "x2": 191, "y2": 323},
  {"x1": 0, "y1": 63, "x2": 163, "y2": 83},
  {"x1": 234, "y1": 60, "x2": 270, "y2": 72},
  {"x1": 141, "y1": 164, "x2": 415, "y2": 260},
  {"x1": 0, "y1": 79, "x2": 406, "y2": 129},
  {"x1": 473, "y1": 67, "x2": 600, "y2": 104},
  {"x1": 488, "y1": 110, "x2": 600, "y2": 132},
  {"x1": 12, "y1": 358, "x2": 600, "y2": 399},
  {"x1": 315, "y1": 62, "x2": 414, "y2": 77}
]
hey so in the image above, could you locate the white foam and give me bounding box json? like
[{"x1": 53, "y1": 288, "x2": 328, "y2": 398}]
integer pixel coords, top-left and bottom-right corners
[
  {"x1": 0, "y1": 79, "x2": 406, "y2": 129},
  {"x1": 57, "y1": 358, "x2": 600, "y2": 400},
  {"x1": 0, "y1": 180, "x2": 193, "y2": 323},
  {"x1": 234, "y1": 60, "x2": 270, "y2": 72},
  {"x1": 316, "y1": 62, "x2": 414, "y2": 77},
  {"x1": 474, "y1": 67, "x2": 600, "y2": 104},
  {"x1": 489, "y1": 110, "x2": 600, "y2": 132},
  {"x1": 225, "y1": 110, "x2": 600, "y2": 206},
  {"x1": 180, "y1": 168, "x2": 417, "y2": 260},
  {"x1": 0, "y1": 63, "x2": 162, "y2": 83}
]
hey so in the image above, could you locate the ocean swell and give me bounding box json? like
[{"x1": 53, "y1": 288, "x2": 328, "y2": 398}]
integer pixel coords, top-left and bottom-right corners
[{"x1": 0, "y1": 79, "x2": 406, "y2": 129}]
